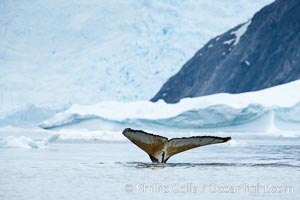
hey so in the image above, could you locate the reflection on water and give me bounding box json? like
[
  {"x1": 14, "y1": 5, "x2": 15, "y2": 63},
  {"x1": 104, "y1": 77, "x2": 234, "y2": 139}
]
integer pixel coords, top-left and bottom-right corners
[{"x1": 117, "y1": 162, "x2": 300, "y2": 169}]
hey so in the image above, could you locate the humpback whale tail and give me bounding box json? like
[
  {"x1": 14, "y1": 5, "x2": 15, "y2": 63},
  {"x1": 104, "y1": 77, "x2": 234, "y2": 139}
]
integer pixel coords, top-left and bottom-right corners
[{"x1": 122, "y1": 128, "x2": 231, "y2": 163}]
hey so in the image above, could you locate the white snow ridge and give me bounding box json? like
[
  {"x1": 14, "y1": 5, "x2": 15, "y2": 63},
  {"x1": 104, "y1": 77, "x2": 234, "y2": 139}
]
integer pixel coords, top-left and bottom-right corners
[{"x1": 40, "y1": 80, "x2": 300, "y2": 137}]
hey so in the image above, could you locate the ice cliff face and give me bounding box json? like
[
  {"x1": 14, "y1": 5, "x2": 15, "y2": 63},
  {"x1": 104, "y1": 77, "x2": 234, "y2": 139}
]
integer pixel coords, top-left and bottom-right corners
[
  {"x1": 0, "y1": 0, "x2": 272, "y2": 114},
  {"x1": 152, "y1": 0, "x2": 299, "y2": 103}
]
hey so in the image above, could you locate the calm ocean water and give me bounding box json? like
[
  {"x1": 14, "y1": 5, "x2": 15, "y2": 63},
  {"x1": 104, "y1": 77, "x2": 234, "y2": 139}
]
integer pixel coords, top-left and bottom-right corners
[{"x1": 0, "y1": 138, "x2": 299, "y2": 200}]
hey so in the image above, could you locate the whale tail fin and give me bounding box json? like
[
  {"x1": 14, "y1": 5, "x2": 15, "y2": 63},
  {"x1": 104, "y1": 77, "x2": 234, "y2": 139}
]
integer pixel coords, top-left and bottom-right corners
[
  {"x1": 166, "y1": 136, "x2": 231, "y2": 159},
  {"x1": 122, "y1": 128, "x2": 168, "y2": 163},
  {"x1": 123, "y1": 128, "x2": 231, "y2": 163}
]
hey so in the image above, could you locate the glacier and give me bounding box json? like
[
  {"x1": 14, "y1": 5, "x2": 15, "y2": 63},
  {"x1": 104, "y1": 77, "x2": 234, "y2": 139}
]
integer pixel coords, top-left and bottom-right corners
[{"x1": 0, "y1": 0, "x2": 273, "y2": 114}]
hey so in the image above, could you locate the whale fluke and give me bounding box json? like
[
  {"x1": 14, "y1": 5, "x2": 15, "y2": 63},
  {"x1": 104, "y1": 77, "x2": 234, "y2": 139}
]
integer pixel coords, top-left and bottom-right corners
[{"x1": 122, "y1": 128, "x2": 231, "y2": 163}]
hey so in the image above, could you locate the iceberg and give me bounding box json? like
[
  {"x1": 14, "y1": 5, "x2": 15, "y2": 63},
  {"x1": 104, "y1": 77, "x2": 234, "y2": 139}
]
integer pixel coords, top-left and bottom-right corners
[
  {"x1": 40, "y1": 80, "x2": 300, "y2": 137},
  {"x1": 0, "y1": 134, "x2": 59, "y2": 149}
]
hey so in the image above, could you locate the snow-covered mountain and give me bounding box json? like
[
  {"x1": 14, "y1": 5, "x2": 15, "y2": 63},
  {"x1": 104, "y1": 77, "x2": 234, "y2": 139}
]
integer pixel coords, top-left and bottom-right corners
[
  {"x1": 152, "y1": 0, "x2": 300, "y2": 103},
  {"x1": 0, "y1": 0, "x2": 273, "y2": 114}
]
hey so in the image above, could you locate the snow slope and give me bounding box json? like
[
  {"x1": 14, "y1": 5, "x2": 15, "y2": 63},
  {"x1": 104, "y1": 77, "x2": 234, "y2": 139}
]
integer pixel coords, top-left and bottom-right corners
[
  {"x1": 0, "y1": 0, "x2": 273, "y2": 114},
  {"x1": 40, "y1": 80, "x2": 300, "y2": 136}
]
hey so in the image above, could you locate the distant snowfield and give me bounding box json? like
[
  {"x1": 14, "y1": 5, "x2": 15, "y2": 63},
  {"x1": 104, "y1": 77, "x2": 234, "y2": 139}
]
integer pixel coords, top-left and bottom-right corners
[{"x1": 0, "y1": 0, "x2": 273, "y2": 114}]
